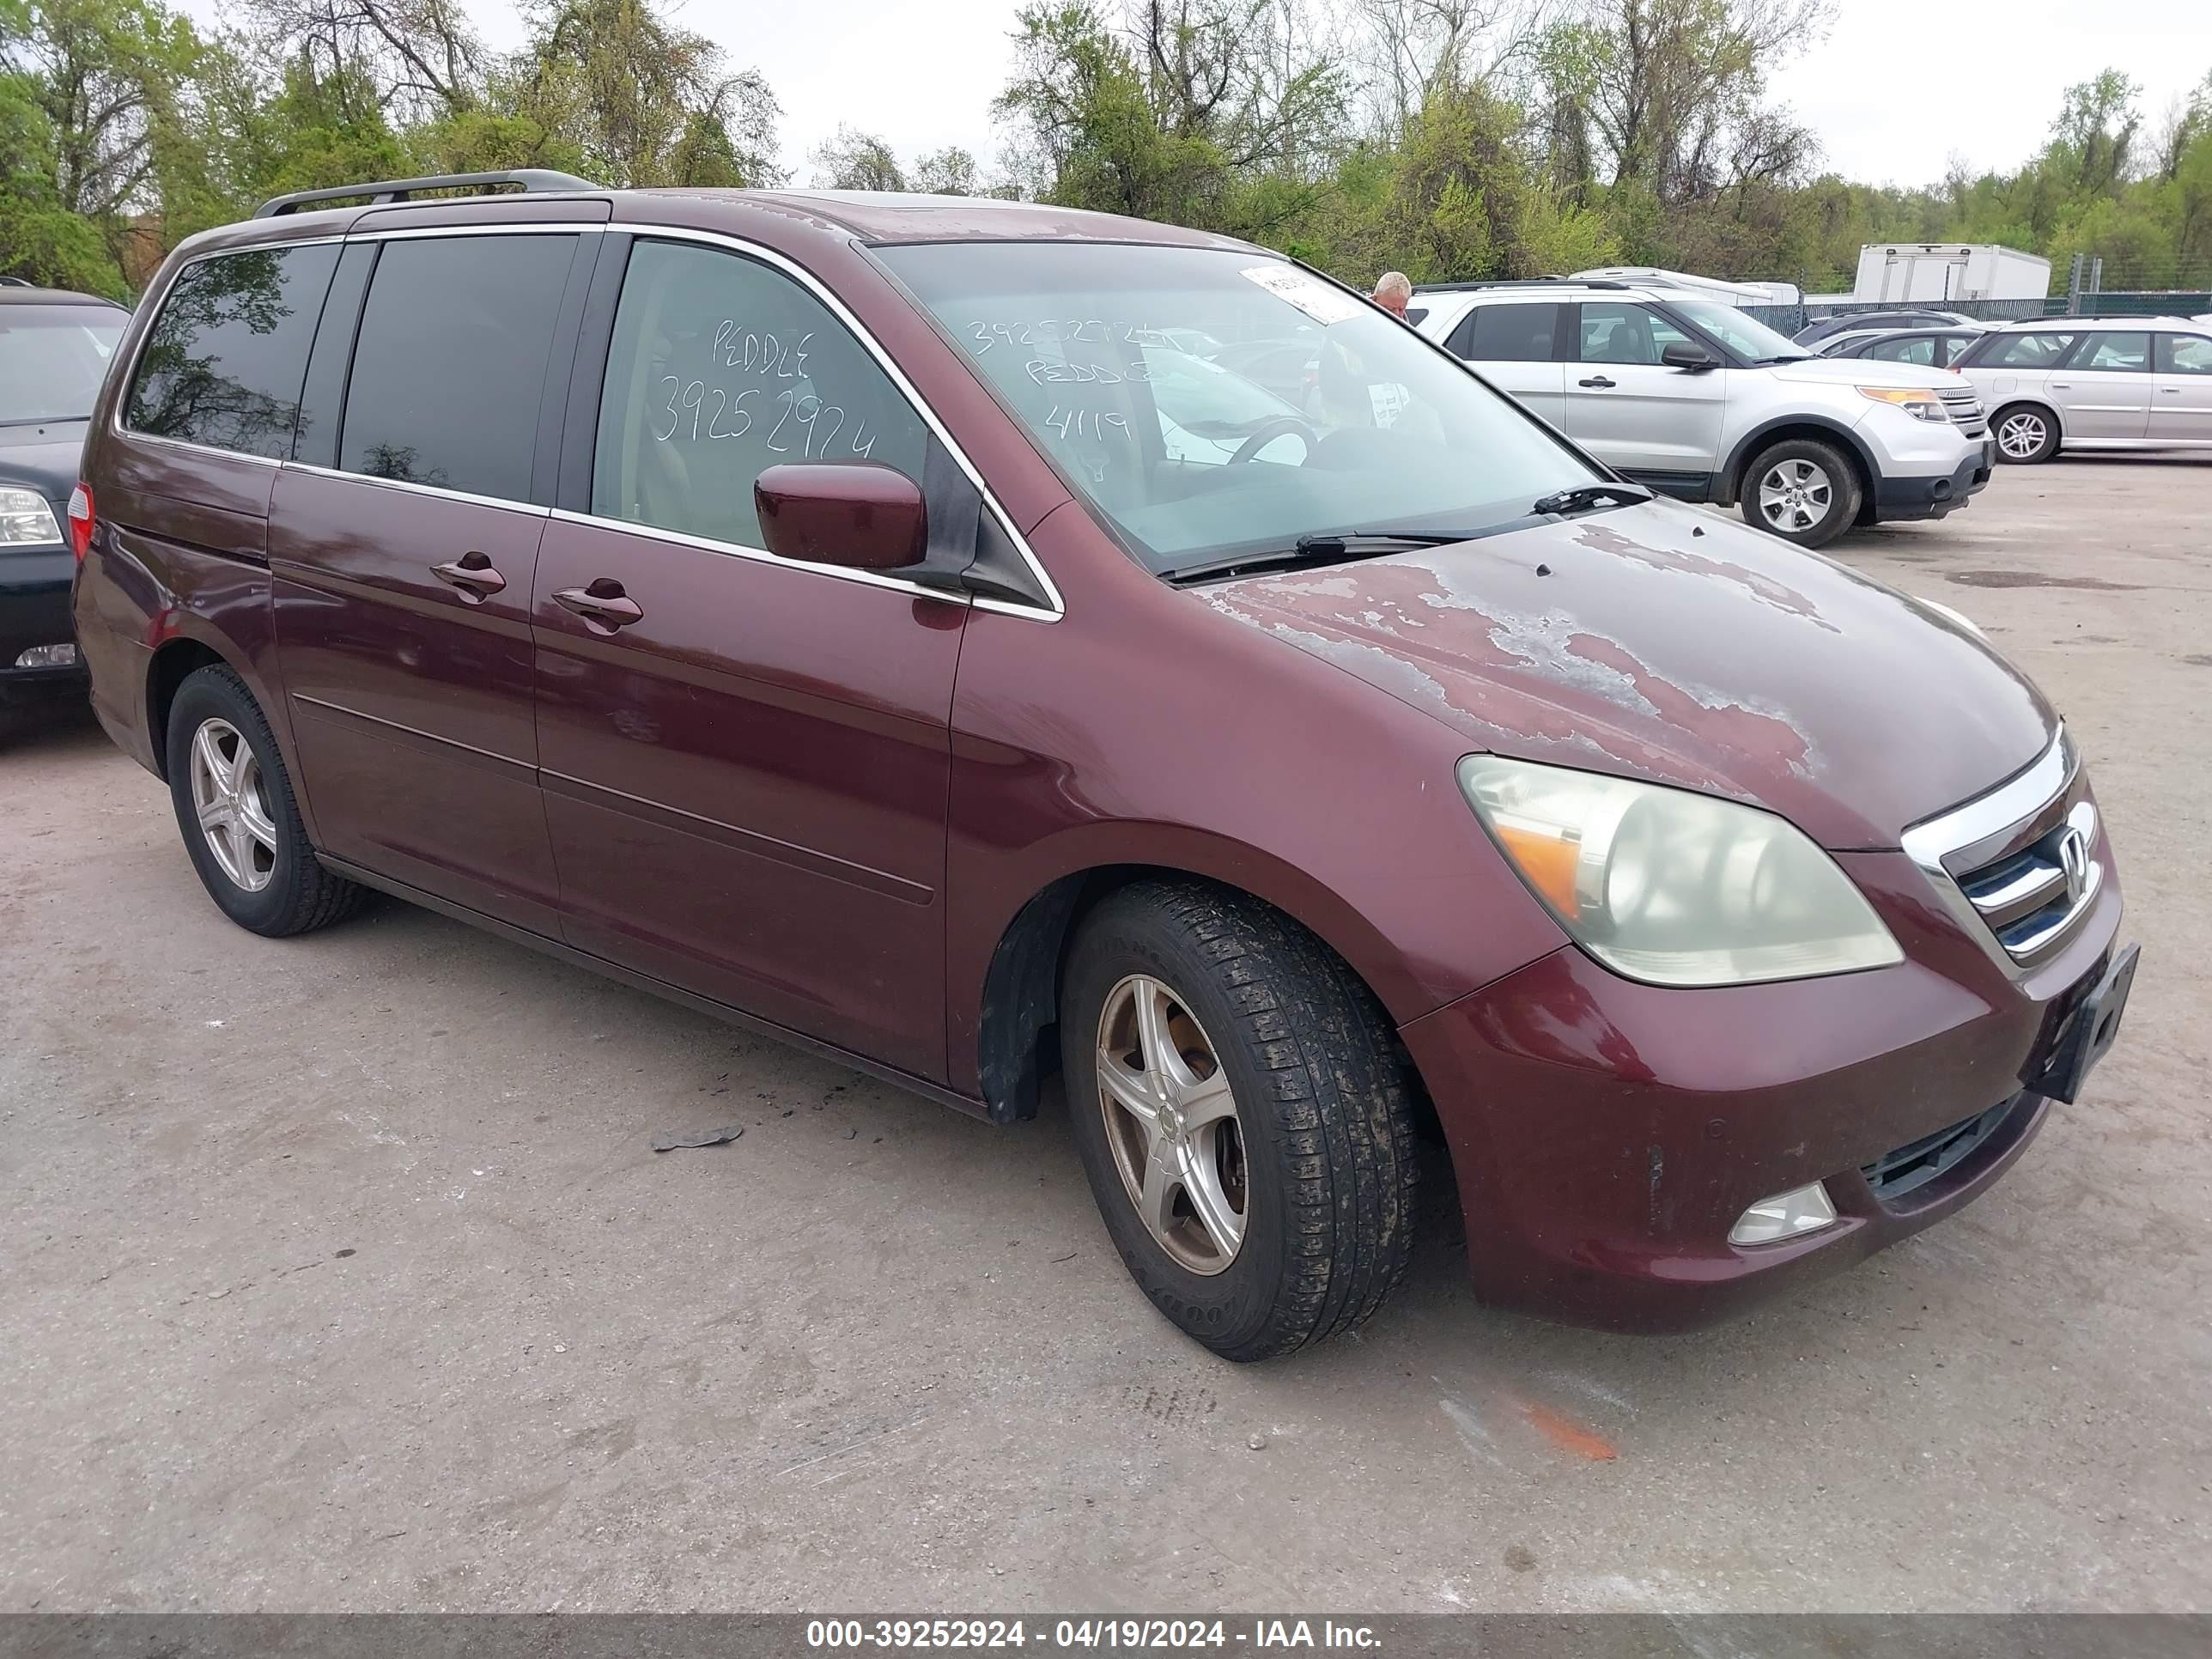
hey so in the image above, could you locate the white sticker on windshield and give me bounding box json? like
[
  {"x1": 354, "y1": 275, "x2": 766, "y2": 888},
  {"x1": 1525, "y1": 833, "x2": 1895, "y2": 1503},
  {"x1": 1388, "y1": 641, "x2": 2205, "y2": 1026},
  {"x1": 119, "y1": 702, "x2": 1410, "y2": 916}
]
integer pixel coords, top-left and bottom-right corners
[{"x1": 1241, "y1": 264, "x2": 1365, "y2": 326}]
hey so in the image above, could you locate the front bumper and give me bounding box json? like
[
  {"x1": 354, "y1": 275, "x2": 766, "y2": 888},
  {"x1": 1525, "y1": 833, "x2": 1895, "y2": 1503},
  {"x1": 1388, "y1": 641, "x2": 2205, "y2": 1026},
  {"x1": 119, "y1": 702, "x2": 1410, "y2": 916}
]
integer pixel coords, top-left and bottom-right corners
[
  {"x1": 1871, "y1": 437, "x2": 1996, "y2": 523},
  {"x1": 1399, "y1": 836, "x2": 2126, "y2": 1333},
  {"x1": 1, "y1": 544, "x2": 85, "y2": 686}
]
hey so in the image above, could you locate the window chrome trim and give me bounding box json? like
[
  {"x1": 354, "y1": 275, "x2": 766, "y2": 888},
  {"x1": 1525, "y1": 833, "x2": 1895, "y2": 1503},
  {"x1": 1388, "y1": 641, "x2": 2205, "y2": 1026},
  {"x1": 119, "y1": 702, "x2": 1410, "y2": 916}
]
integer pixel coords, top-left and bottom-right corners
[
  {"x1": 606, "y1": 222, "x2": 1063, "y2": 622},
  {"x1": 110, "y1": 216, "x2": 1064, "y2": 621},
  {"x1": 283, "y1": 459, "x2": 551, "y2": 518},
  {"x1": 545, "y1": 507, "x2": 969, "y2": 605},
  {"x1": 1899, "y1": 726, "x2": 2088, "y2": 979}
]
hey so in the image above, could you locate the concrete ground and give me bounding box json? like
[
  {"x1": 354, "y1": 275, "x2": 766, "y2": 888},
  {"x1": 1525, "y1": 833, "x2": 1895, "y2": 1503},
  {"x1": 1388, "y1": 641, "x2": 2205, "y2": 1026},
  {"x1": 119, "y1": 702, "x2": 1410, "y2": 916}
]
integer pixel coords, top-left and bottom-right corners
[{"x1": 3, "y1": 458, "x2": 2208, "y2": 1615}]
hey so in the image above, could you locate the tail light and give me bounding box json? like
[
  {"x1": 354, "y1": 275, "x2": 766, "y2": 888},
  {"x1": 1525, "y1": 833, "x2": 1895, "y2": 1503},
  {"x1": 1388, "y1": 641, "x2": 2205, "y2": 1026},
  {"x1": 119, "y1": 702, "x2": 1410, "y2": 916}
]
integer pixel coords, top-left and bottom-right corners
[{"x1": 66, "y1": 483, "x2": 94, "y2": 562}]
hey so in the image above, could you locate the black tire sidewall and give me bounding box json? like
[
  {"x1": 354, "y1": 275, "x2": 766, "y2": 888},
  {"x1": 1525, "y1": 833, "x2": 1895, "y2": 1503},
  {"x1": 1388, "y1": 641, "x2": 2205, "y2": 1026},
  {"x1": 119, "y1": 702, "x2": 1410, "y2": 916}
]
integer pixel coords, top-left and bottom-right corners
[
  {"x1": 1060, "y1": 904, "x2": 1292, "y2": 1357},
  {"x1": 165, "y1": 669, "x2": 313, "y2": 934},
  {"x1": 1741, "y1": 438, "x2": 1860, "y2": 547}
]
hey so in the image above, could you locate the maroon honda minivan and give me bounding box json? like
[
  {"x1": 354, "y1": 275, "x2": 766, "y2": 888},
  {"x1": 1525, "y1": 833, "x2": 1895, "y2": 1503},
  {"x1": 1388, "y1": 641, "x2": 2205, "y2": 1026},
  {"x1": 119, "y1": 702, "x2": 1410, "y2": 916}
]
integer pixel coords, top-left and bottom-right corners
[{"x1": 71, "y1": 173, "x2": 2137, "y2": 1358}]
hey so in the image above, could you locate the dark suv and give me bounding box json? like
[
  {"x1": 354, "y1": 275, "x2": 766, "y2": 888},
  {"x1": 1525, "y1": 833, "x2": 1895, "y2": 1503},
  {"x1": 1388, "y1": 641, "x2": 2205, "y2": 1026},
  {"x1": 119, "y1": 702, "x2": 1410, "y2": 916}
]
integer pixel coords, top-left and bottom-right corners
[
  {"x1": 72, "y1": 173, "x2": 2136, "y2": 1358},
  {"x1": 3, "y1": 284, "x2": 128, "y2": 706}
]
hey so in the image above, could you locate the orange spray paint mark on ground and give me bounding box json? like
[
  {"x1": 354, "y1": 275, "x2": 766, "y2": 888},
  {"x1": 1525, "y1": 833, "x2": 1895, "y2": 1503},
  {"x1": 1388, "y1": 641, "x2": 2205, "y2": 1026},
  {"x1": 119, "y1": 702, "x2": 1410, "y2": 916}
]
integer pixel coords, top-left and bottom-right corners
[{"x1": 1520, "y1": 1401, "x2": 1618, "y2": 1462}]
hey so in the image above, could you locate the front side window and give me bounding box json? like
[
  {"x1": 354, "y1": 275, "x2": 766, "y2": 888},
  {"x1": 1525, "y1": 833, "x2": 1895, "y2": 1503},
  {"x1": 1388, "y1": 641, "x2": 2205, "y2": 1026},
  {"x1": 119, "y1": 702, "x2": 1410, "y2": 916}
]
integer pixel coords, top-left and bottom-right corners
[
  {"x1": 1983, "y1": 331, "x2": 2079, "y2": 369},
  {"x1": 1869, "y1": 337, "x2": 1937, "y2": 366},
  {"x1": 2077, "y1": 332, "x2": 2150, "y2": 371},
  {"x1": 1577, "y1": 303, "x2": 1692, "y2": 366},
  {"x1": 592, "y1": 240, "x2": 928, "y2": 550},
  {"x1": 2157, "y1": 334, "x2": 2212, "y2": 374},
  {"x1": 339, "y1": 234, "x2": 577, "y2": 501},
  {"x1": 876, "y1": 242, "x2": 1593, "y2": 574},
  {"x1": 1, "y1": 304, "x2": 125, "y2": 425},
  {"x1": 1666, "y1": 299, "x2": 1805, "y2": 362},
  {"x1": 1455, "y1": 303, "x2": 1560, "y2": 362},
  {"x1": 126, "y1": 246, "x2": 338, "y2": 458}
]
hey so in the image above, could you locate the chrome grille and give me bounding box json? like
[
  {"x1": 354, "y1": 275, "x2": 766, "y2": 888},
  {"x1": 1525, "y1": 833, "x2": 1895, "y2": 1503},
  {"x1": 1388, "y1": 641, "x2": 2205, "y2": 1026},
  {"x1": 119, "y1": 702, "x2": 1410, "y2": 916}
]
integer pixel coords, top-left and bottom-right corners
[
  {"x1": 1958, "y1": 802, "x2": 2100, "y2": 958},
  {"x1": 1939, "y1": 386, "x2": 1988, "y2": 439},
  {"x1": 1900, "y1": 730, "x2": 2100, "y2": 978}
]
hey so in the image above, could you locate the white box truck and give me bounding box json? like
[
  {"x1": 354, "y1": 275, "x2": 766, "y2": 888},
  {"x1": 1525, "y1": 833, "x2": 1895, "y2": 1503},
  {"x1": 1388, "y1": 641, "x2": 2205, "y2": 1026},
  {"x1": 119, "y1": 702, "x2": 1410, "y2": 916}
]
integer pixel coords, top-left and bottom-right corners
[{"x1": 1852, "y1": 245, "x2": 2051, "y2": 303}]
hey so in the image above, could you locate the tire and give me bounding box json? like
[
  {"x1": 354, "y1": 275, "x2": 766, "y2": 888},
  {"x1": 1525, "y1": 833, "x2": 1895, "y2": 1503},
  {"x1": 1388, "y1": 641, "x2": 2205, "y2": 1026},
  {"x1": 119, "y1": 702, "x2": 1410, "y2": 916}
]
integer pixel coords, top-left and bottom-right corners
[
  {"x1": 1739, "y1": 436, "x2": 1863, "y2": 548},
  {"x1": 1991, "y1": 403, "x2": 2060, "y2": 465},
  {"x1": 1059, "y1": 880, "x2": 1419, "y2": 1361},
  {"x1": 164, "y1": 665, "x2": 365, "y2": 936}
]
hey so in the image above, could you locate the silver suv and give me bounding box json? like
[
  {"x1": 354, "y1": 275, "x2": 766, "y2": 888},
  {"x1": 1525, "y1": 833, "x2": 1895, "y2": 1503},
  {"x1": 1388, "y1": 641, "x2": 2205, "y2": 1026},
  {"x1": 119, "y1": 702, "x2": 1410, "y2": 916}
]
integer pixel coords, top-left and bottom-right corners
[
  {"x1": 1950, "y1": 315, "x2": 2212, "y2": 464},
  {"x1": 1412, "y1": 280, "x2": 1995, "y2": 548}
]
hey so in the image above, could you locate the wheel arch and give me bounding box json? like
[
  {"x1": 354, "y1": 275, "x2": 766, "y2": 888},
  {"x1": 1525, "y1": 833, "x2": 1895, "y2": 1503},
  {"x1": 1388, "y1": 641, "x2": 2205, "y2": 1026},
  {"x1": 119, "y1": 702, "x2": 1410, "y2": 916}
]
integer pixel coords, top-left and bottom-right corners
[
  {"x1": 145, "y1": 636, "x2": 233, "y2": 782},
  {"x1": 1719, "y1": 416, "x2": 1878, "y2": 511},
  {"x1": 971, "y1": 854, "x2": 1432, "y2": 1129}
]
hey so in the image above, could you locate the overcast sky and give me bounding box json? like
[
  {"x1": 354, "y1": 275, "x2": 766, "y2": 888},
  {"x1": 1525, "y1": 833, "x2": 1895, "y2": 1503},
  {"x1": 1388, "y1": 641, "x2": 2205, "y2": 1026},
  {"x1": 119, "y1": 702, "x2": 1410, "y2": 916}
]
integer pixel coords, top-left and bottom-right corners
[{"x1": 176, "y1": 0, "x2": 2212, "y2": 190}]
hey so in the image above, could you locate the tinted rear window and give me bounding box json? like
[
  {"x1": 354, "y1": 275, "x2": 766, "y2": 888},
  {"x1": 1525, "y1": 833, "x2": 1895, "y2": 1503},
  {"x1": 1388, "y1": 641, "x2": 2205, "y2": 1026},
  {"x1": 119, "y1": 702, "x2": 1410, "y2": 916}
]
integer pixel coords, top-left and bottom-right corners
[
  {"x1": 338, "y1": 235, "x2": 577, "y2": 501},
  {"x1": 126, "y1": 246, "x2": 338, "y2": 458},
  {"x1": 1454, "y1": 302, "x2": 1560, "y2": 362}
]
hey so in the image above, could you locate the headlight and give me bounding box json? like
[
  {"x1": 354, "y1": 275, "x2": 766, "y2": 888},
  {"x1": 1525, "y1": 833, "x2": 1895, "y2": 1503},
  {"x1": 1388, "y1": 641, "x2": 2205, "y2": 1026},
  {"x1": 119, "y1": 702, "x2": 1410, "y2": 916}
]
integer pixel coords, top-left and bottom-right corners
[
  {"x1": 0, "y1": 487, "x2": 63, "y2": 545},
  {"x1": 1456, "y1": 756, "x2": 1903, "y2": 988},
  {"x1": 1857, "y1": 386, "x2": 1950, "y2": 422}
]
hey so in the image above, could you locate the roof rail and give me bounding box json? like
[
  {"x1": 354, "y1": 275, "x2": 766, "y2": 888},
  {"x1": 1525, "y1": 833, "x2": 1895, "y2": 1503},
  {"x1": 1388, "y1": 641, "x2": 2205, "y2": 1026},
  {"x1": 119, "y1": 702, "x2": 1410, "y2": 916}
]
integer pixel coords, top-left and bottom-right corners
[
  {"x1": 1411, "y1": 277, "x2": 1629, "y2": 294},
  {"x1": 253, "y1": 169, "x2": 599, "y2": 219}
]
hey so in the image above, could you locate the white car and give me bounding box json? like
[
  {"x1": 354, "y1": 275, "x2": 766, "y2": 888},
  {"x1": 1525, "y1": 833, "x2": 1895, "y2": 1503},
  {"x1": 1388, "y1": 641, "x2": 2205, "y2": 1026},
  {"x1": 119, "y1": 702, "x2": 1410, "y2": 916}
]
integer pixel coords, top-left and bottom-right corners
[
  {"x1": 1950, "y1": 315, "x2": 2212, "y2": 463},
  {"x1": 1413, "y1": 279, "x2": 1994, "y2": 548}
]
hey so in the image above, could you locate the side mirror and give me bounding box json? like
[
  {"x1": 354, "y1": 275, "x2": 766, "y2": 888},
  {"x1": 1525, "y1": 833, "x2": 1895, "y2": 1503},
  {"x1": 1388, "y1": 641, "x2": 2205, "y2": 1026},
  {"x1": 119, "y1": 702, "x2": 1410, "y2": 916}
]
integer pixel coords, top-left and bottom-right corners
[
  {"x1": 754, "y1": 463, "x2": 927, "y2": 570},
  {"x1": 1662, "y1": 341, "x2": 1719, "y2": 372}
]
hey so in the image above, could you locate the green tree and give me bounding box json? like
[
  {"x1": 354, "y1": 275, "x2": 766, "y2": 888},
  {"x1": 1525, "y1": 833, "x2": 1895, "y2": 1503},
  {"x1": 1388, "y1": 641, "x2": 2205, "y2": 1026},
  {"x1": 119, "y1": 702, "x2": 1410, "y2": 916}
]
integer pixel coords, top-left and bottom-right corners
[{"x1": 514, "y1": 0, "x2": 781, "y2": 187}]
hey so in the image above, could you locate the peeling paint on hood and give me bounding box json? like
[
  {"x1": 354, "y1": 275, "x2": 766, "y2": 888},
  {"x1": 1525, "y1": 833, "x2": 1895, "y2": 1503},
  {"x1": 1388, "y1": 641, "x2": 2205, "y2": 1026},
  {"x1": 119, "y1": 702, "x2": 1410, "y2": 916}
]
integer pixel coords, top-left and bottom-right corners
[{"x1": 1200, "y1": 501, "x2": 2055, "y2": 848}]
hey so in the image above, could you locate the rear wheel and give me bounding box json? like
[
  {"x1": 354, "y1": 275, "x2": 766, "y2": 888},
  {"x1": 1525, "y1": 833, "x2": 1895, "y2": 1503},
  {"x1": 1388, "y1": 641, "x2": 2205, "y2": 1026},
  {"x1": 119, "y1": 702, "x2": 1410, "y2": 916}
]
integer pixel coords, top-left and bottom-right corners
[
  {"x1": 1992, "y1": 404, "x2": 2060, "y2": 464},
  {"x1": 1060, "y1": 881, "x2": 1419, "y2": 1361},
  {"x1": 1740, "y1": 436, "x2": 1861, "y2": 548},
  {"x1": 165, "y1": 665, "x2": 365, "y2": 936}
]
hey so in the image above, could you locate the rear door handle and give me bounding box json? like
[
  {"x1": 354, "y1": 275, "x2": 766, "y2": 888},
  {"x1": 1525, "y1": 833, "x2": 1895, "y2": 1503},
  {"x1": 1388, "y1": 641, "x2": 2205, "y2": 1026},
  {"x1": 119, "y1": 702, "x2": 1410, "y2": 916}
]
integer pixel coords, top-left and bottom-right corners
[
  {"x1": 1577, "y1": 375, "x2": 1616, "y2": 389},
  {"x1": 430, "y1": 551, "x2": 506, "y2": 603},
  {"x1": 552, "y1": 580, "x2": 643, "y2": 633}
]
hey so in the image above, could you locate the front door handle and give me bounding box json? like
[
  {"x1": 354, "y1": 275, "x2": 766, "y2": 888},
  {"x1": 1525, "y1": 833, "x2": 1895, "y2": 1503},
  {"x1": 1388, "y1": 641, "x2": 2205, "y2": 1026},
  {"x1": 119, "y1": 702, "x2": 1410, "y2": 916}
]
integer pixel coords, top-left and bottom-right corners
[
  {"x1": 552, "y1": 579, "x2": 643, "y2": 633},
  {"x1": 1578, "y1": 374, "x2": 1616, "y2": 388},
  {"x1": 430, "y1": 550, "x2": 507, "y2": 603}
]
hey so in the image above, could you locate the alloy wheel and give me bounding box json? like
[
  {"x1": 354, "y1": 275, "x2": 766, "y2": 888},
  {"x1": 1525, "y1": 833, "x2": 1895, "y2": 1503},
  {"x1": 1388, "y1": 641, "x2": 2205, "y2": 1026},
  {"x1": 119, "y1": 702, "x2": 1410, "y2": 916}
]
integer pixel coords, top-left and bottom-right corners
[
  {"x1": 1757, "y1": 459, "x2": 1833, "y2": 533},
  {"x1": 188, "y1": 717, "x2": 277, "y2": 893},
  {"x1": 1094, "y1": 973, "x2": 1248, "y2": 1275},
  {"x1": 1997, "y1": 411, "x2": 2048, "y2": 459}
]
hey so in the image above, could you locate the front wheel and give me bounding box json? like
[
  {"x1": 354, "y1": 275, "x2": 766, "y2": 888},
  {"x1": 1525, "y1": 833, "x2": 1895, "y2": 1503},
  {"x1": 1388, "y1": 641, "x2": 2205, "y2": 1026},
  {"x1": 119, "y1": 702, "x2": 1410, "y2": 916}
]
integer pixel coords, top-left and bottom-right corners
[
  {"x1": 1741, "y1": 437, "x2": 1862, "y2": 548},
  {"x1": 1060, "y1": 881, "x2": 1419, "y2": 1361},
  {"x1": 1992, "y1": 404, "x2": 2060, "y2": 464}
]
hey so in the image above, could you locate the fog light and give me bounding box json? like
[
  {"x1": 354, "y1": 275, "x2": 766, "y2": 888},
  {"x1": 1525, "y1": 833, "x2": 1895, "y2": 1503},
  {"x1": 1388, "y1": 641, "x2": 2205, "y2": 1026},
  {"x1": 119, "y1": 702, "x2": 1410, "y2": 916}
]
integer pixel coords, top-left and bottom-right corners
[
  {"x1": 15, "y1": 642, "x2": 78, "y2": 669},
  {"x1": 1729, "y1": 1181, "x2": 1838, "y2": 1247}
]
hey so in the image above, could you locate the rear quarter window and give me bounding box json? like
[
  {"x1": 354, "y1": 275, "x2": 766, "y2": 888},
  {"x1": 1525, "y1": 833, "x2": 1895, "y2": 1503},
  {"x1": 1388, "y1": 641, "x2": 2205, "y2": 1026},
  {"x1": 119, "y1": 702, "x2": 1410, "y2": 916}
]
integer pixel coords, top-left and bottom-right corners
[{"x1": 125, "y1": 245, "x2": 339, "y2": 459}]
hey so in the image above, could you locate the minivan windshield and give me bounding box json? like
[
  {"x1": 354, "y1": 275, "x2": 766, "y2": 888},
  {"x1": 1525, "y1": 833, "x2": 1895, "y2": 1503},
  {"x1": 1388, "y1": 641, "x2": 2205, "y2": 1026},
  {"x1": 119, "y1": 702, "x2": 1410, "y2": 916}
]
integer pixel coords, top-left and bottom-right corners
[
  {"x1": 0, "y1": 304, "x2": 126, "y2": 425},
  {"x1": 876, "y1": 243, "x2": 1598, "y2": 573},
  {"x1": 1669, "y1": 299, "x2": 1808, "y2": 363}
]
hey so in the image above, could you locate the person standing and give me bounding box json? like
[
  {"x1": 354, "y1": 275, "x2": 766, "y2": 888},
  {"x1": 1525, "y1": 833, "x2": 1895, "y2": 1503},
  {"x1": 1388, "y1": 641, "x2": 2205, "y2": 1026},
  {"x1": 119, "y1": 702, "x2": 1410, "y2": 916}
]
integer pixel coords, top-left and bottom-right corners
[{"x1": 1371, "y1": 271, "x2": 1412, "y2": 318}]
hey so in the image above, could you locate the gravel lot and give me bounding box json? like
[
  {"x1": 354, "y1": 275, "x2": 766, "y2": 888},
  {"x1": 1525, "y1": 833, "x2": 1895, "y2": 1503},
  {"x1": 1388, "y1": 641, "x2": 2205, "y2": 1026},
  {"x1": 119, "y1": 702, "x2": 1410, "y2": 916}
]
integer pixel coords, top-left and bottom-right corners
[{"x1": 3, "y1": 458, "x2": 2208, "y2": 1615}]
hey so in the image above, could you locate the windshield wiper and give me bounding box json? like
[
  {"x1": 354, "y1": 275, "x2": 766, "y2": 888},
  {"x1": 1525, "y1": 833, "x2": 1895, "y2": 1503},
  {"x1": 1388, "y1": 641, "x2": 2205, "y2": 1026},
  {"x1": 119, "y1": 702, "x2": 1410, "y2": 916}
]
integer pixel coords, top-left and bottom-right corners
[
  {"x1": 1531, "y1": 483, "x2": 1654, "y2": 517},
  {"x1": 1162, "y1": 530, "x2": 1474, "y2": 585}
]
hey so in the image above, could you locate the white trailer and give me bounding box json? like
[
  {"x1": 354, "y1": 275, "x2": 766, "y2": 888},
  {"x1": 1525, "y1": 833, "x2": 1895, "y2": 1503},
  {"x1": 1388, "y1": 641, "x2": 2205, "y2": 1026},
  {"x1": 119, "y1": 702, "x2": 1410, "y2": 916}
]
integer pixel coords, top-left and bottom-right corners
[{"x1": 1852, "y1": 245, "x2": 2051, "y2": 303}]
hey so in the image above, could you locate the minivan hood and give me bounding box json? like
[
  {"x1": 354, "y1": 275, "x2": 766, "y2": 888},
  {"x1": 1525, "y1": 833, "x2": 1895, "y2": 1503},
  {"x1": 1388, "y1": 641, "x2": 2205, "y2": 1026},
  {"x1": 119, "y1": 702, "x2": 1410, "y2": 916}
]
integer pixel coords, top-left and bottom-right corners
[
  {"x1": 1766, "y1": 356, "x2": 1962, "y2": 391},
  {"x1": 1201, "y1": 502, "x2": 2053, "y2": 848}
]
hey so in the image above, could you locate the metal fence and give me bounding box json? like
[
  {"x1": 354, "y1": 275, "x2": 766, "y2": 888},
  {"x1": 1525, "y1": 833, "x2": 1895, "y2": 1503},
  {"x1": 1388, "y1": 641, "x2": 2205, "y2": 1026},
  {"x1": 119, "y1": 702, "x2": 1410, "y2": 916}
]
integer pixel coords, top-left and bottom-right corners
[{"x1": 1740, "y1": 292, "x2": 2212, "y2": 337}]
